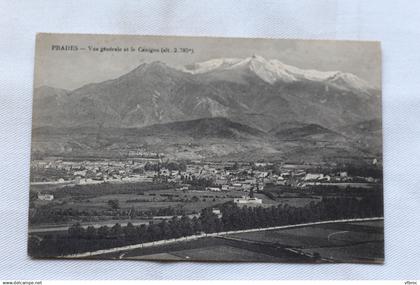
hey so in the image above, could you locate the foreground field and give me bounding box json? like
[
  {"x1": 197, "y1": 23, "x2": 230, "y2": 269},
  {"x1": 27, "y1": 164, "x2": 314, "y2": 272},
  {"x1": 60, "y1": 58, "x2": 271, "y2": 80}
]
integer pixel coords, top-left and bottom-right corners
[
  {"x1": 97, "y1": 236, "x2": 306, "y2": 262},
  {"x1": 133, "y1": 245, "x2": 286, "y2": 262},
  {"x1": 29, "y1": 181, "x2": 320, "y2": 228},
  {"x1": 94, "y1": 219, "x2": 383, "y2": 263},
  {"x1": 228, "y1": 220, "x2": 384, "y2": 263}
]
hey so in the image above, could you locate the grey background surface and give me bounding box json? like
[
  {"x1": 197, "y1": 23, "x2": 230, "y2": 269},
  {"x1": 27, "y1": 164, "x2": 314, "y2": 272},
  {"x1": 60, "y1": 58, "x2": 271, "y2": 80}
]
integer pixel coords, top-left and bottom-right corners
[{"x1": 0, "y1": 0, "x2": 419, "y2": 280}]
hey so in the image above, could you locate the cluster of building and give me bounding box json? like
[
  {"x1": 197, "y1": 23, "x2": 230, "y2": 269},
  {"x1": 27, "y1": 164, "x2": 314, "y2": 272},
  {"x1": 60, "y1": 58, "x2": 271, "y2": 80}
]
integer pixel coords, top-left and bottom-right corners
[
  {"x1": 31, "y1": 159, "x2": 158, "y2": 185},
  {"x1": 32, "y1": 158, "x2": 381, "y2": 203}
]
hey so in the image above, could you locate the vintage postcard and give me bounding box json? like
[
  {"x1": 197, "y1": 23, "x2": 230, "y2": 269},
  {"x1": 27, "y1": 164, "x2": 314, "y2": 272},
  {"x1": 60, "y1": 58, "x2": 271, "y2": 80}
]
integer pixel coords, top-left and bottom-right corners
[{"x1": 29, "y1": 33, "x2": 383, "y2": 263}]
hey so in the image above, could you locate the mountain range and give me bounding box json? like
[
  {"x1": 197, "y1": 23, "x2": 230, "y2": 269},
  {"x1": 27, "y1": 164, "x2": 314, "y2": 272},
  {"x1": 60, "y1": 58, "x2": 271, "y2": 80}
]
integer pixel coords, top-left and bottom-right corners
[{"x1": 32, "y1": 55, "x2": 382, "y2": 162}]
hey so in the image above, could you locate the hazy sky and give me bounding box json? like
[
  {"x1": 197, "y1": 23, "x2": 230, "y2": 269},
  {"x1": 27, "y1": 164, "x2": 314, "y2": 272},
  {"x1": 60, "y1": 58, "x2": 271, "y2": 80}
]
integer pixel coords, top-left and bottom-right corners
[{"x1": 35, "y1": 33, "x2": 381, "y2": 90}]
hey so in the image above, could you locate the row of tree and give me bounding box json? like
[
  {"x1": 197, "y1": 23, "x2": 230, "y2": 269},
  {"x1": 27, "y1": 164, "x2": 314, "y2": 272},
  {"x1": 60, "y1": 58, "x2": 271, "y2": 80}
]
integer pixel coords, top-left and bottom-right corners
[{"x1": 29, "y1": 195, "x2": 383, "y2": 257}]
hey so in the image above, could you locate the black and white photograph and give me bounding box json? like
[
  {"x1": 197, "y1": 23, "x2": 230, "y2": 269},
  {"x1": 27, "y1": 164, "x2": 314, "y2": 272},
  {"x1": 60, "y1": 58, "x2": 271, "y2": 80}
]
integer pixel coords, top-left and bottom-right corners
[{"x1": 28, "y1": 33, "x2": 383, "y2": 263}]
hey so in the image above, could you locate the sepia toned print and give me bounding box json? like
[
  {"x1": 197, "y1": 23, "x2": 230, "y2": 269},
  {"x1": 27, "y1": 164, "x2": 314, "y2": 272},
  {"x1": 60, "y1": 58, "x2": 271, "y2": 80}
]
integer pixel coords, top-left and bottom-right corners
[{"x1": 29, "y1": 33, "x2": 383, "y2": 263}]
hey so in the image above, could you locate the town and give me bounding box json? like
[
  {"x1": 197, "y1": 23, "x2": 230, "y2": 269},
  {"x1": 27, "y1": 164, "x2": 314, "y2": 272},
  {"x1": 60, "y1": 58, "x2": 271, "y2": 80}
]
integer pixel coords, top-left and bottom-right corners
[
  {"x1": 28, "y1": 155, "x2": 384, "y2": 260},
  {"x1": 31, "y1": 154, "x2": 382, "y2": 205}
]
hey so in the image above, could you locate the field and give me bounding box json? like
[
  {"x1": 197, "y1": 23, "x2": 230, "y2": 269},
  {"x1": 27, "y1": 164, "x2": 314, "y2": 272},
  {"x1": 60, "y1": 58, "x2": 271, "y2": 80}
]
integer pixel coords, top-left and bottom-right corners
[
  {"x1": 29, "y1": 182, "x2": 234, "y2": 227},
  {"x1": 97, "y1": 236, "x2": 307, "y2": 262},
  {"x1": 133, "y1": 245, "x2": 285, "y2": 262},
  {"x1": 228, "y1": 220, "x2": 384, "y2": 262},
  {"x1": 93, "y1": 220, "x2": 383, "y2": 263},
  {"x1": 29, "y1": 181, "x2": 319, "y2": 228}
]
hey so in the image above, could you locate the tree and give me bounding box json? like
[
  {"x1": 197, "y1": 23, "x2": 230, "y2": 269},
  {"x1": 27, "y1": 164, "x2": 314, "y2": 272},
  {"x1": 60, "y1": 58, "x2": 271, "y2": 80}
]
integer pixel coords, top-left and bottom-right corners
[
  {"x1": 109, "y1": 223, "x2": 123, "y2": 247},
  {"x1": 159, "y1": 220, "x2": 172, "y2": 239},
  {"x1": 180, "y1": 215, "x2": 194, "y2": 236},
  {"x1": 136, "y1": 224, "x2": 148, "y2": 242},
  {"x1": 110, "y1": 223, "x2": 123, "y2": 238},
  {"x1": 97, "y1": 225, "x2": 110, "y2": 239},
  {"x1": 85, "y1": 226, "x2": 97, "y2": 240},
  {"x1": 192, "y1": 216, "x2": 202, "y2": 234},
  {"x1": 68, "y1": 223, "x2": 85, "y2": 239},
  {"x1": 124, "y1": 222, "x2": 137, "y2": 243},
  {"x1": 169, "y1": 216, "x2": 181, "y2": 238},
  {"x1": 147, "y1": 223, "x2": 162, "y2": 240},
  {"x1": 215, "y1": 218, "x2": 224, "y2": 233},
  {"x1": 200, "y1": 208, "x2": 219, "y2": 233}
]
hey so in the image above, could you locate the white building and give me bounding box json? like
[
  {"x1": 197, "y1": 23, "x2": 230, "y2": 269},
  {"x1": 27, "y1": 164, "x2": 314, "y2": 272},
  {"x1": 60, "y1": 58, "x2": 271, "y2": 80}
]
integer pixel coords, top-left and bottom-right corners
[
  {"x1": 74, "y1": 170, "x2": 87, "y2": 177},
  {"x1": 75, "y1": 177, "x2": 103, "y2": 185},
  {"x1": 37, "y1": 193, "x2": 54, "y2": 201},
  {"x1": 176, "y1": 185, "x2": 189, "y2": 191},
  {"x1": 234, "y1": 196, "x2": 262, "y2": 205},
  {"x1": 221, "y1": 185, "x2": 230, "y2": 191},
  {"x1": 206, "y1": 187, "x2": 221, "y2": 192},
  {"x1": 212, "y1": 208, "x2": 223, "y2": 218},
  {"x1": 304, "y1": 173, "x2": 324, "y2": 181}
]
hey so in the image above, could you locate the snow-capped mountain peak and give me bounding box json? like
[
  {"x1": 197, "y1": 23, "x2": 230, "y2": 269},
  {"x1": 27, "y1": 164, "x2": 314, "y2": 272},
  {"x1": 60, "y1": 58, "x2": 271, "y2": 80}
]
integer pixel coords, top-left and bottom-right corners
[
  {"x1": 182, "y1": 55, "x2": 372, "y2": 92},
  {"x1": 246, "y1": 55, "x2": 296, "y2": 84},
  {"x1": 183, "y1": 54, "x2": 296, "y2": 84},
  {"x1": 183, "y1": 58, "x2": 243, "y2": 74}
]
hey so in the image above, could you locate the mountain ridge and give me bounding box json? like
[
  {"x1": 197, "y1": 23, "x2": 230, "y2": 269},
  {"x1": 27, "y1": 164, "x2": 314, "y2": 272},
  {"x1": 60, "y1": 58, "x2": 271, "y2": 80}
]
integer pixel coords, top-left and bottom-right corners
[
  {"x1": 31, "y1": 117, "x2": 378, "y2": 162},
  {"x1": 33, "y1": 56, "x2": 380, "y2": 131},
  {"x1": 31, "y1": 56, "x2": 382, "y2": 160}
]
